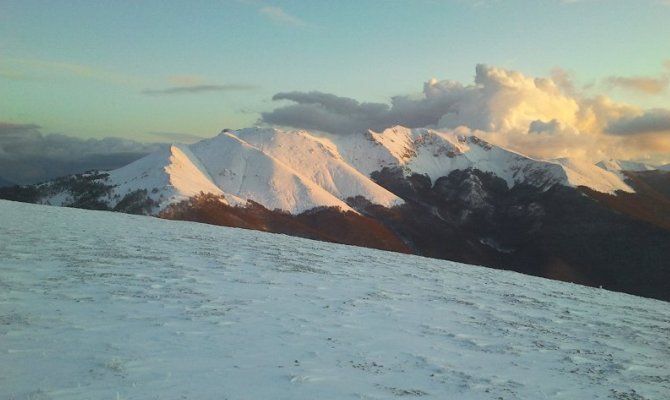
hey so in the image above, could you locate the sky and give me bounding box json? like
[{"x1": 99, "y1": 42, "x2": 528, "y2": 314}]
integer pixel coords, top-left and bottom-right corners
[{"x1": 1, "y1": 0, "x2": 669, "y2": 171}]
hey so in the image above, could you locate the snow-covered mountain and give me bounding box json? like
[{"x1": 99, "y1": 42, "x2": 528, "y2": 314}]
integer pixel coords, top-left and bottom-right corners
[
  {"x1": 330, "y1": 126, "x2": 632, "y2": 194},
  {"x1": 2, "y1": 200, "x2": 668, "y2": 399},
  {"x1": 5, "y1": 126, "x2": 668, "y2": 301},
  {"x1": 596, "y1": 159, "x2": 657, "y2": 173},
  {"x1": 36, "y1": 126, "x2": 633, "y2": 213},
  {"x1": 108, "y1": 134, "x2": 361, "y2": 214}
]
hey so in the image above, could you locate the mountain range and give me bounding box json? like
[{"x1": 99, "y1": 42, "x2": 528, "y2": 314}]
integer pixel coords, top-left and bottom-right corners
[{"x1": 2, "y1": 126, "x2": 669, "y2": 300}]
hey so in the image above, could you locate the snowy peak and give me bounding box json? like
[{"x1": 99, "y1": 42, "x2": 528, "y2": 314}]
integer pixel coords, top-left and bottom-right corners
[
  {"x1": 553, "y1": 158, "x2": 634, "y2": 194},
  {"x1": 108, "y1": 144, "x2": 226, "y2": 208},
  {"x1": 164, "y1": 145, "x2": 227, "y2": 201},
  {"x1": 336, "y1": 126, "x2": 632, "y2": 194},
  {"x1": 188, "y1": 131, "x2": 354, "y2": 213},
  {"x1": 231, "y1": 127, "x2": 403, "y2": 209},
  {"x1": 104, "y1": 127, "x2": 407, "y2": 214},
  {"x1": 596, "y1": 159, "x2": 657, "y2": 173}
]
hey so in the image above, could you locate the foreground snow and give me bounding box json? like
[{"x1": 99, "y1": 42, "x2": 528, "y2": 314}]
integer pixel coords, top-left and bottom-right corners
[{"x1": 1, "y1": 201, "x2": 668, "y2": 400}]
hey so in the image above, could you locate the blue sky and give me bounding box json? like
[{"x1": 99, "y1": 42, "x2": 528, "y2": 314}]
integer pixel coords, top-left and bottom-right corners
[{"x1": 1, "y1": 0, "x2": 669, "y2": 141}]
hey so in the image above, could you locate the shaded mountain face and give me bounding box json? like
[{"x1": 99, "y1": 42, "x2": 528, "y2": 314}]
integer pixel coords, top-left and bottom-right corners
[
  {"x1": 583, "y1": 170, "x2": 670, "y2": 231},
  {"x1": 160, "y1": 193, "x2": 411, "y2": 254},
  {"x1": 1, "y1": 126, "x2": 668, "y2": 301},
  {"x1": 359, "y1": 167, "x2": 670, "y2": 301}
]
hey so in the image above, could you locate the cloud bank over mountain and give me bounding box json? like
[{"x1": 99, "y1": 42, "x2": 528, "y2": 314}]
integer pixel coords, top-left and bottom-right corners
[
  {"x1": 0, "y1": 123, "x2": 163, "y2": 184},
  {"x1": 261, "y1": 64, "x2": 670, "y2": 163},
  {"x1": 4, "y1": 64, "x2": 669, "y2": 184}
]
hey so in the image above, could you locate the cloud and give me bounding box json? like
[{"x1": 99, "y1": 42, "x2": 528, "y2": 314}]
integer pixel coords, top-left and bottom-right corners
[
  {"x1": 260, "y1": 64, "x2": 670, "y2": 163},
  {"x1": 1, "y1": 58, "x2": 144, "y2": 86},
  {"x1": 236, "y1": 1, "x2": 312, "y2": 28},
  {"x1": 606, "y1": 109, "x2": 670, "y2": 135},
  {"x1": 603, "y1": 62, "x2": 670, "y2": 95},
  {"x1": 0, "y1": 68, "x2": 28, "y2": 81},
  {"x1": 0, "y1": 122, "x2": 42, "y2": 134},
  {"x1": 259, "y1": 6, "x2": 308, "y2": 27},
  {"x1": 262, "y1": 92, "x2": 391, "y2": 133},
  {"x1": 142, "y1": 84, "x2": 256, "y2": 95},
  {"x1": 261, "y1": 64, "x2": 584, "y2": 135},
  {"x1": 605, "y1": 76, "x2": 669, "y2": 95},
  {"x1": 0, "y1": 122, "x2": 164, "y2": 184},
  {"x1": 528, "y1": 119, "x2": 561, "y2": 134},
  {"x1": 550, "y1": 68, "x2": 578, "y2": 96}
]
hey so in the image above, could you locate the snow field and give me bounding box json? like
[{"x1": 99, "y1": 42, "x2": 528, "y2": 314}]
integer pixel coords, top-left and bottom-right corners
[{"x1": 1, "y1": 200, "x2": 668, "y2": 399}]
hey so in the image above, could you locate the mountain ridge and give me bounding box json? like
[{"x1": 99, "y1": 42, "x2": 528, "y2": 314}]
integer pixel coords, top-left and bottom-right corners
[
  {"x1": 2, "y1": 126, "x2": 668, "y2": 301},
  {"x1": 23, "y1": 126, "x2": 636, "y2": 214}
]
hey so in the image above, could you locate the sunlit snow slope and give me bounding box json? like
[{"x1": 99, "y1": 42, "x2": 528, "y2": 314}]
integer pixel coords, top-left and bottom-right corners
[
  {"x1": 596, "y1": 159, "x2": 657, "y2": 173},
  {"x1": 1, "y1": 200, "x2": 667, "y2": 400}
]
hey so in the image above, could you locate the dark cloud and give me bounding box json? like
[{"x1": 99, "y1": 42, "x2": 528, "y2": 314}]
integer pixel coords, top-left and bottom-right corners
[
  {"x1": 261, "y1": 91, "x2": 392, "y2": 133},
  {"x1": 142, "y1": 84, "x2": 256, "y2": 95},
  {"x1": 0, "y1": 122, "x2": 164, "y2": 184},
  {"x1": 0, "y1": 122, "x2": 42, "y2": 135},
  {"x1": 606, "y1": 109, "x2": 670, "y2": 135},
  {"x1": 260, "y1": 79, "x2": 471, "y2": 134},
  {"x1": 528, "y1": 119, "x2": 561, "y2": 134}
]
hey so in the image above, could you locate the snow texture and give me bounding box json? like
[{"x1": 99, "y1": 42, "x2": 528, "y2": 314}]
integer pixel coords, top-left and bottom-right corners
[{"x1": 1, "y1": 200, "x2": 668, "y2": 399}]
